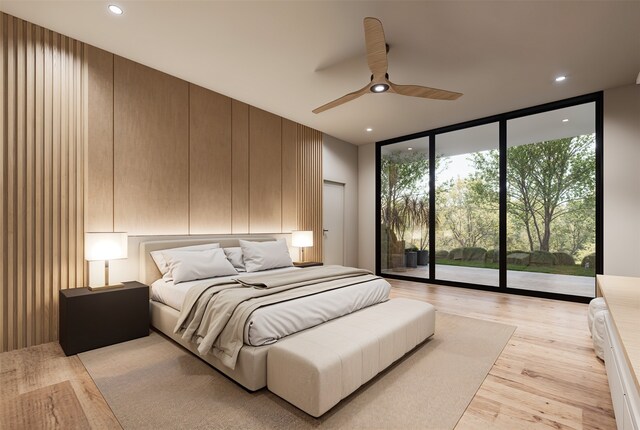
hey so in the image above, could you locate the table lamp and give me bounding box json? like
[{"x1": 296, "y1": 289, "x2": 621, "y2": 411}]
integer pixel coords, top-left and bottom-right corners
[
  {"x1": 85, "y1": 232, "x2": 128, "y2": 291},
  {"x1": 291, "y1": 230, "x2": 313, "y2": 262}
]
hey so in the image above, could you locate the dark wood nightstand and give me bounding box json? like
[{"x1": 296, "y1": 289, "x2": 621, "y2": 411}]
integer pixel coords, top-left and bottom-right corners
[
  {"x1": 293, "y1": 261, "x2": 324, "y2": 268},
  {"x1": 59, "y1": 281, "x2": 150, "y2": 356}
]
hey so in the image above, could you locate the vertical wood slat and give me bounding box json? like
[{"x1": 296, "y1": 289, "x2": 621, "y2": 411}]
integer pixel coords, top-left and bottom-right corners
[
  {"x1": 76, "y1": 40, "x2": 84, "y2": 289},
  {"x1": 0, "y1": 12, "x2": 5, "y2": 352},
  {"x1": 296, "y1": 124, "x2": 323, "y2": 262},
  {"x1": 34, "y1": 24, "x2": 43, "y2": 345},
  {"x1": 0, "y1": 13, "x2": 86, "y2": 352},
  {"x1": 82, "y1": 44, "x2": 89, "y2": 288},
  {"x1": 51, "y1": 30, "x2": 60, "y2": 343},
  {"x1": 17, "y1": 16, "x2": 26, "y2": 350},
  {"x1": 7, "y1": 14, "x2": 16, "y2": 351},
  {"x1": 26, "y1": 21, "x2": 35, "y2": 347},
  {"x1": 43, "y1": 28, "x2": 52, "y2": 343}
]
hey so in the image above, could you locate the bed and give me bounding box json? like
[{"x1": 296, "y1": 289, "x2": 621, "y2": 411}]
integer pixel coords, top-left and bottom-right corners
[{"x1": 142, "y1": 237, "x2": 392, "y2": 391}]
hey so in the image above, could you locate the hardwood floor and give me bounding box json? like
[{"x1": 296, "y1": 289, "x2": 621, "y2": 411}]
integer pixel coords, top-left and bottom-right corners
[
  {"x1": 389, "y1": 279, "x2": 615, "y2": 430},
  {"x1": 0, "y1": 342, "x2": 121, "y2": 429},
  {"x1": 0, "y1": 279, "x2": 615, "y2": 429}
]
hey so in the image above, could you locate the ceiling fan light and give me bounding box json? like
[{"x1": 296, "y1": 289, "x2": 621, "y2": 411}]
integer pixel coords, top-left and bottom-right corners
[{"x1": 371, "y1": 84, "x2": 389, "y2": 93}]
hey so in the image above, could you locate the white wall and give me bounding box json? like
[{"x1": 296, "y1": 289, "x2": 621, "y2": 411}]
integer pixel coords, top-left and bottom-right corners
[
  {"x1": 357, "y1": 84, "x2": 640, "y2": 275},
  {"x1": 603, "y1": 84, "x2": 640, "y2": 276},
  {"x1": 358, "y1": 143, "x2": 376, "y2": 271},
  {"x1": 323, "y1": 134, "x2": 359, "y2": 267}
]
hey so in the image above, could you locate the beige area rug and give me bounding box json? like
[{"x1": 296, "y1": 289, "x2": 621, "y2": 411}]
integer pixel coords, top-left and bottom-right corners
[{"x1": 79, "y1": 312, "x2": 515, "y2": 430}]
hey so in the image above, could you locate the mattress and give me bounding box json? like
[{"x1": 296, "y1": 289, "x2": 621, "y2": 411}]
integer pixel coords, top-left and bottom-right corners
[{"x1": 151, "y1": 267, "x2": 391, "y2": 346}]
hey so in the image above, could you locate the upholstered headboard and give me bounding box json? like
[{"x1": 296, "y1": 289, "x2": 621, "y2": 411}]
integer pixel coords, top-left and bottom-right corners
[{"x1": 139, "y1": 236, "x2": 278, "y2": 285}]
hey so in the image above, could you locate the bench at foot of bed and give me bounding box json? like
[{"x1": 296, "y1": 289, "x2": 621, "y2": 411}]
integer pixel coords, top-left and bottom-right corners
[{"x1": 266, "y1": 298, "x2": 436, "y2": 417}]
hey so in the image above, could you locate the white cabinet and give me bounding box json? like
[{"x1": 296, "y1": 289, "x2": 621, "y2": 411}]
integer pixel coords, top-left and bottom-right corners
[
  {"x1": 604, "y1": 312, "x2": 640, "y2": 430},
  {"x1": 625, "y1": 394, "x2": 639, "y2": 430}
]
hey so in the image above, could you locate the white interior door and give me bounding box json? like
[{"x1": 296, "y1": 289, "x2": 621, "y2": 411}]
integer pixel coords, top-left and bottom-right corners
[{"x1": 323, "y1": 181, "x2": 345, "y2": 265}]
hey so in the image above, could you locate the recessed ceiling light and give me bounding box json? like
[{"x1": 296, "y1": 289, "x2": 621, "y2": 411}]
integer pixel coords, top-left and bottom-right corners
[
  {"x1": 407, "y1": 147, "x2": 413, "y2": 151},
  {"x1": 555, "y1": 76, "x2": 567, "y2": 82},
  {"x1": 366, "y1": 128, "x2": 373, "y2": 132},
  {"x1": 108, "y1": 4, "x2": 124, "y2": 15},
  {"x1": 562, "y1": 118, "x2": 569, "y2": 123}
]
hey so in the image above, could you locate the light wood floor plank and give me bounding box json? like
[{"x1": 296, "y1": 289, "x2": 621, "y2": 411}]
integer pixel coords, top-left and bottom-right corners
[
  {"x1": 0, "y1": 380, "x2": 90, "y2": 429},
  {"x1": 0, "y1": 341, "x2": 121, "y2": 429}
]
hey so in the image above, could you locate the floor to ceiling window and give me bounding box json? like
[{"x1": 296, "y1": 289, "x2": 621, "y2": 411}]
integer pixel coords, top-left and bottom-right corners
[
  {"x1": 376, "y1": 93, "x2": 602, "y2": 302},
  {"x1": 380, "y1": 137, "x2": 430, "y2": 278},
  {"x1": 506, "y1": 103, "x2": 597, "y2": 297},
  {"x1": 435, "y1": 123, "x2": 499, "y2": 287}
]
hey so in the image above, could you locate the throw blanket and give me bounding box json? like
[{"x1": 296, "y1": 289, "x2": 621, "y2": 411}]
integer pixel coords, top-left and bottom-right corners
[{"x1": 174, "y1": 265, "x2": 380, "y2": 369}]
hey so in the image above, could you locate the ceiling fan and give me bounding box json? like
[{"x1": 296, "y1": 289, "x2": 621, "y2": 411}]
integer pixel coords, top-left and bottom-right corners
[{"x1": 312, "y1": 17, "x2": 462, "y2": 114}]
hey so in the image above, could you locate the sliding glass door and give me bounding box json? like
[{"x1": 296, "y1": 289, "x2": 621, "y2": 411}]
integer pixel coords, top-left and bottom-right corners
[
  {"x1": 435, "y1": 124, "x2": 499, "y2": 287},
  {"x1": 376, "y1": 93, "x2": 601, "y2": 302},
  {"x1": 506, "y1": 103, "x2": 596, "y2": 297},
  {"x1": 380, "y1": 137, "x2": 430, "y2": 278}
]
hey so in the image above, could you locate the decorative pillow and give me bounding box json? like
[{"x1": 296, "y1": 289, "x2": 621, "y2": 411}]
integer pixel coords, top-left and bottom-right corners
[
  {"x1": 164, "y1": 248, "x2": 237, "y2": 284},
  {"x1": 239, "y1": 239, "x2": 293, "y2": 273},
  {"x1": 150, "y1": 242, "x2": 220, "y2": 278},
  {"x1": 223, "y1": 247, "x2": 246, "y2": 272}
]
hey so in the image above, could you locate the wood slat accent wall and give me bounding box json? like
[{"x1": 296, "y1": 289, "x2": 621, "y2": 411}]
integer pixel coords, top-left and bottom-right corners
[
  {"x1": 0, "y1": 12, "x2": 323, "y2": 353},
  {"x1": 296, "y1": 125, "x2": 323, "y2": 262},
  {"x1": 0, "y1": 13, "x2": 86, "y2": 353}
]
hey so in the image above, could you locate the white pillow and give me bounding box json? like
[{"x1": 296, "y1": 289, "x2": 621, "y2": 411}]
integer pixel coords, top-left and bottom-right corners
[
  {"x1": 223, "y1": 247, "x2": 246, "y2": 272},
  {"x1": 164, "y1": 248, "x2": 237, "y2": 284},
  {"x1": 150, "y1": 242, "x2": 220, "y2": 277},
  {"x1": 239, "y1": 239, "x2": 293, "y2": 273}
]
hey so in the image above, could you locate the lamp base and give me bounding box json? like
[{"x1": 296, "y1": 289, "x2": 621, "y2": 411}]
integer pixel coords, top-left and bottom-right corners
[{"x1": 88, "y1": 283, "x2": 124, "y2": 292}]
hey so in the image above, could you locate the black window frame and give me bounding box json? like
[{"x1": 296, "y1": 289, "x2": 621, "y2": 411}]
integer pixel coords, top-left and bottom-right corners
[{"x1": 375, "y1": 91, "x2": 603, "y2": 303}]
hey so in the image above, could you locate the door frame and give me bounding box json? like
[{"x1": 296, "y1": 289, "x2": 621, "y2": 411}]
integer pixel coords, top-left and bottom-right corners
[{"x1": 323, "y1": 180, "x2": 347, "y2": 266}]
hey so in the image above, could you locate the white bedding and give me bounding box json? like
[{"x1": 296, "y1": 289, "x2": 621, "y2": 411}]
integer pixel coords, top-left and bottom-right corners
[
  {"x1": 150, "y1": 267, "x2": 300, "y2": 311},
  {"x1": 150, "y1": 267, "x2": 391, "y2": 347}
]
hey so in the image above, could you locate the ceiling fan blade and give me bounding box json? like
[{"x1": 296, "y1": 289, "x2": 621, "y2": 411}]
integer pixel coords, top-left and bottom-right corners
[
  {"x1": 388, "y1": 81, "x2": 462, "y2": 100},
  {"x1": 364, "y1": 17, "x2": 388, "y2": 78},
  {"x1": 312, "y1": 84, "x2": 370, "y2": 114}
]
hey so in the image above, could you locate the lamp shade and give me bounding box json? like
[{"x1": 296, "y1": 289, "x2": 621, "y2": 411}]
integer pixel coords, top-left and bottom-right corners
[
  {"x1": 85, "y1": 232, "x2": 128, "y2": 261},
  {"x1": 291, "y1": 230, "x2": 313, "y2": 248}
]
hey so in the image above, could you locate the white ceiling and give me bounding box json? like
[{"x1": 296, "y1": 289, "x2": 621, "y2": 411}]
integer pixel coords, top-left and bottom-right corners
[{"x1": 1, "y1": 1, "x2": 638, "y2": 145}]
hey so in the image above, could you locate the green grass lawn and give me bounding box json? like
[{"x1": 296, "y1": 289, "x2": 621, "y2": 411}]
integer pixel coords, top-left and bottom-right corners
[{"x1": 436, "y1": 258, "x2": 595, "y2": 277}]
